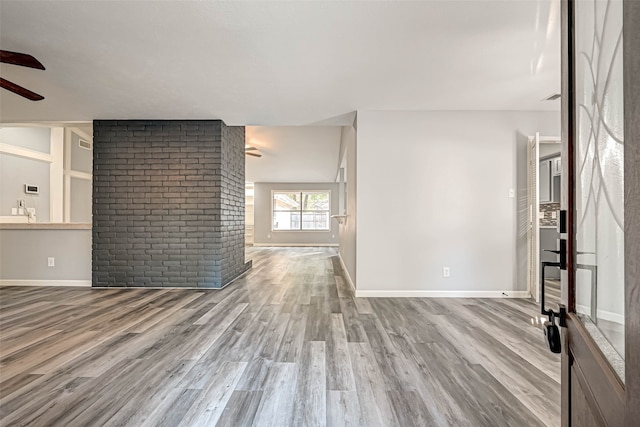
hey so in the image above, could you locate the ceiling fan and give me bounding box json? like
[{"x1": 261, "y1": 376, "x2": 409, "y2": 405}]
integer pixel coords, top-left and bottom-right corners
[
  {"x1": 245, "y1": 146, "x2": 262, "y2": 158},
  {"x1": 0, "y1": 50, "x2": 46, "y2": 101}
]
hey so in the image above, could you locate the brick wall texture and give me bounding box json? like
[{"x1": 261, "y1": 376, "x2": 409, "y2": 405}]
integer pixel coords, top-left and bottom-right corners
[{"x1": 92, "y1": 120, "x2": 250, "y2": 288}]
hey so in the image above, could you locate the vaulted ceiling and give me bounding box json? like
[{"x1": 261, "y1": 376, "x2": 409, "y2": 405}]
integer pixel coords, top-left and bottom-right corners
[{"x1": 0, "y1": 0, "x2": 560, "y2": 125}]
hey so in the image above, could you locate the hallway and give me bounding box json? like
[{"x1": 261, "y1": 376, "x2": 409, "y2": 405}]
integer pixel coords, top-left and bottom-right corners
[{"x1": 0, "y1": 247, "x2": 560, "y2": 426}]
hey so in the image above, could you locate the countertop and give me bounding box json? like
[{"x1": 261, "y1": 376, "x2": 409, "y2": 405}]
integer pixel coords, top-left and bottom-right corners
[{"x1": 0, "y1": 223, "x2": 91, "y2": 230}]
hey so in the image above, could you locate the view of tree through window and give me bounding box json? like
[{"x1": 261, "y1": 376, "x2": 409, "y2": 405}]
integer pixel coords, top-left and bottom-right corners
[{"x1": 273, "y1": 191, "x2": 330, "y2": 230}]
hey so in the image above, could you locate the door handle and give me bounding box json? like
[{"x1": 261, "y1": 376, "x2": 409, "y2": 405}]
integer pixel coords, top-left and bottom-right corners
[
  {"x1": 544, "y1": 320, "x2": 562, "y2": 353},
  {"x1": 542, "y1": 304, "x2": 566, "y2": 354},
  {"x1": 541, "y1": 255, "x2": 566, "y2": 354},
  {"x1": 559, "y1": 239, "x2": 567, "y2": 270}
]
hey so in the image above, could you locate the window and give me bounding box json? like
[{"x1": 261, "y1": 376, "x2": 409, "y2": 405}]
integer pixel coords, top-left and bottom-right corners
[{"x1": 272, "y1": 191, "x2": 330, "y2": 231}]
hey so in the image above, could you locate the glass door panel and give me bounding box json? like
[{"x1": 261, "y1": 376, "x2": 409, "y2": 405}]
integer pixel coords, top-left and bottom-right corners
[{"x1": 574, "y1": 0, "x2": 625, "y2": 380}]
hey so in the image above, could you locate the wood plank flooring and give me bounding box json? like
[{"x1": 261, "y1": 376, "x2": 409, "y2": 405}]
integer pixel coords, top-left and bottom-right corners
[{"x1": 0, "y1": 247, "x2": 560, "y2": 426}]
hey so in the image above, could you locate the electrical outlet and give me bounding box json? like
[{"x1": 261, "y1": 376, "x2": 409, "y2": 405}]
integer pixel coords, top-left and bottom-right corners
[
  {"x1": 48, "y1": 257, "x2": 55, "y2": 267},
  {"x1": 508, "y1": 189, "x2": 515, "y2": 198},
  {"x1": 267, "y1": 234, "x2": 271, "y2": 239},
  {"x1": 11, "y1": 208, "x2": 17, "y2": 215},
  {"x1": 443, "y1": 267, "x2": 450, "y2": 278}
]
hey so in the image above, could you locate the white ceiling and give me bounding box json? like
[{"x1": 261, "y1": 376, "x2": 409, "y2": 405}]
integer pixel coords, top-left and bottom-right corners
[
  {"x1": 0, "y1": 0, "x2": 560, "y2": 125},
  {"x1": 245, "y1": 126, "x2": 342, "y2": 183}
]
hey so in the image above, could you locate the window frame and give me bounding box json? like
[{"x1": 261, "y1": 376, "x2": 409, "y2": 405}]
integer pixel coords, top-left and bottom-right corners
[{"x1": 271, "y1": 190, "x2": 331, "y2": 232}]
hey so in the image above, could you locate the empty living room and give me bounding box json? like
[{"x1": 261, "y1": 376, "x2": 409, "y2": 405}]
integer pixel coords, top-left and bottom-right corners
[{"x1": 1, "y1": 1, "x2": 639, "y2": 426}]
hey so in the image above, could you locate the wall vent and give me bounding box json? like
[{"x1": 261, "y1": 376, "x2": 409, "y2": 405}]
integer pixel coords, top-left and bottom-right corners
[{"x1": 79, "y1": 139, "x2": 92, "y2": 150}]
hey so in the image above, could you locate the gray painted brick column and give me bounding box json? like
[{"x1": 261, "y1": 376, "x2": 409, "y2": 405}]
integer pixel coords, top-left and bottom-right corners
[{"x1": 92, "y1": 120, "x2": 251, "y2": 288}]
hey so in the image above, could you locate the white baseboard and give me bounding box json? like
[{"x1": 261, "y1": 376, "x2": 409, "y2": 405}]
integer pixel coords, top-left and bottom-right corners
[
  {"x1": 354, "y1": 290, "x2": 532, "y2": 298},
  {"x1": 576, "y1": 304, "x2": 624, "y2": 324},
  {"x1": 252, "y1": 243, "x2": 339, "y2": 247},
  {"x1": 338, "y1": 253, "x2": 356, "y2": 293},
  {"x1": 0, "y1": 280, "x2": 91, "y2": 287}
]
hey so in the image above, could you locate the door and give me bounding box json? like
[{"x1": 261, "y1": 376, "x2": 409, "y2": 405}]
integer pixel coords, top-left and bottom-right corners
[
  {"x1": 527, "y1": 134, "x2": 540, "y2": 301},
  {"x1": 559, "y1": 0, "x2": 639, "y2": 425}
]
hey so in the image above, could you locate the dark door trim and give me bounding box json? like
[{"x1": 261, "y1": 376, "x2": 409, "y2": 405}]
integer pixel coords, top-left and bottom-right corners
[{"x1": 624, "y1": 2, "x2": 640, "y2": 424}]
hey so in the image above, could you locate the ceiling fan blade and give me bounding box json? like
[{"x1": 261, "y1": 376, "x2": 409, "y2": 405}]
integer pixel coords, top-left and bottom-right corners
[
  {"x1": 0, "y1": 78, "x2": 45, "y2": 101},
  {"x1": 244, "y1": 146, "x2": 258, "y2": 151},
  {"x1": 245, "y1": 151, "x2": 262, "y2": 158},
  {"x1": 0, "y1": 50, "x2": 46, "y2": 70}
]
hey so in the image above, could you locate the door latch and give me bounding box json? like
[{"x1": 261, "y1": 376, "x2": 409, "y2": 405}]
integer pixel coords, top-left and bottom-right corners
[
  {"x1": 543, "y1": 307, "x2": 566, "y2": 354},
  {"x1": 542, "y1": 302, "x2": 566, "y2": 354}
]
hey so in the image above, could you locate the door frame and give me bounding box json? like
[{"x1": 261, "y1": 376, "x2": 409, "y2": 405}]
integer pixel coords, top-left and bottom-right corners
[
  {"x1": 623, "y1": 1, "x2": 640, "y2": 422},
  {"x1": 527, "y1": 133, "x2": 561, "y2": 303}
]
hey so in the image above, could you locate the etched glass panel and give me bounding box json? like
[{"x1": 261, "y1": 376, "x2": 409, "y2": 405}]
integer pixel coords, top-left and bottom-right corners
[{"x1": 574, "y1": 0, "x2": 624, "y2": 380}]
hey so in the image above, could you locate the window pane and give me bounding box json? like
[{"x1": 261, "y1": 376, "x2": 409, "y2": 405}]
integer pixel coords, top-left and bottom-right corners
[
  {"x1": 273, "y1": 211, "x2": 300, "y2": 230},
  {"x1": 574, "y1": 0, "x2": 625, "y2": 381},
  {"x1": 302, "y1": 192, "x2": 329, "y2": 210},
  {"x1": 301, "y1": 211, "x2": 329, "y2": 230},
  {"x1": 274, "y1": 192, "x2": 301, "y2": 211}
]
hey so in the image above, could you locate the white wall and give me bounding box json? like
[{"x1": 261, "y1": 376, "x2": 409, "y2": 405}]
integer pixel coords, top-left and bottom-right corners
[
  {"x1": 0, "y1": 127, "x2": 51, "y2": 153},
  {"x1": 0, "y1": 125, "x2": 93, "y2": 224},
  {"x1": 253, "y1": 182, "x2": 340, "y2": 246},
  {"x1": 246, "y1": 126, "x2": 341, "y2": 183},
  {"x1": 0, "y1": 125, "x2": 93, "y2": 286},
  {"x1": 0, "y1": 153, "x2": 51, "y2": 221},
  {"x1": 338, "y1": 125, "x2": 357, "y2": 288},
  {"x1": 0, "y1": 127, "x2": 53, "y2": 221},
  {"x1": 355, "y1": 110, "x2": 560, "y2": 296},
  {"x1": 0, "y1": 229, "x2": 91, "y2": 284}
]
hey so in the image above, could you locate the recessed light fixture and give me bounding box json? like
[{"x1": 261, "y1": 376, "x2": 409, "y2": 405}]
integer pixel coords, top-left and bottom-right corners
[{"x1": 544, "y1": 93, "x2": 561, "y2": 101}]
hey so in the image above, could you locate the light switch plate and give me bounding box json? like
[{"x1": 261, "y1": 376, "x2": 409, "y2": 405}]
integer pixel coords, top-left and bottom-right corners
[{"x1": 508, "y1": 189, "x2": 515, "y2": 198}]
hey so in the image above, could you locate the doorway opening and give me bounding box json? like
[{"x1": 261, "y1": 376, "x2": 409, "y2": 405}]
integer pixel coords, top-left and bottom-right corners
[{"x1": 527, "y1": 132, "x2": 561, "y2": 305}]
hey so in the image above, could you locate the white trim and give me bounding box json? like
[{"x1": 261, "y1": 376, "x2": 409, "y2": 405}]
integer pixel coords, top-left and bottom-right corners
[
  {"x1": 68, "y1": 170, "x2": 92, "y2": 180},
  {"x1": 338, "y1": 253, "x2": 356, "y2": 293},
  {"x1": 0, "y1": 216, "x2": 28, "y2": 223},
  {"x1": 253, "y1": 243, "x2": 339, "y2": 247},
  {"x1": 0, "y1": 280, "x2": 91, "y2": 287},
  {"x1": 50, "y1": 128, "x2": 64, "y2": 223},
  {"x1": 576, "y1": 304, "x2": 625, "y2": 325},
  {"x1": 354, "y1": 290, "x2": 532, "y2": 298},
  {"x1": 532, "y1": 135, "x2": 562, "y2": 143},
  {"x1": 63, "y1": 128, "x2": 72, "y2": 222},
  {"x1": 0, "y1": 143, "x2": 53, "y2": 163},
  {"x1": 68, "y1": 126, "x2": 93, "y2": 142},
  {"x1": 63, "y1": 128, "x2": 93, "y2": 222}
]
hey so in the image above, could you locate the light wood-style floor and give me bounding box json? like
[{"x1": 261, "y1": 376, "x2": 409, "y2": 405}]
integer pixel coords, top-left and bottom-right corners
[{"x1": 0, "y1": 247, "x2": 560, "y2": 426}]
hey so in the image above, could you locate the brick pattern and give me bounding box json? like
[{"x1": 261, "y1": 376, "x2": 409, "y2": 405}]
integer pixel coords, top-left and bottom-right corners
[
  {"x1": 220, "y1": 126, "x2": 247, "y2": 285},
  {"x1": 92, "y1": 120, "x2": 250, "y2": 288}
]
